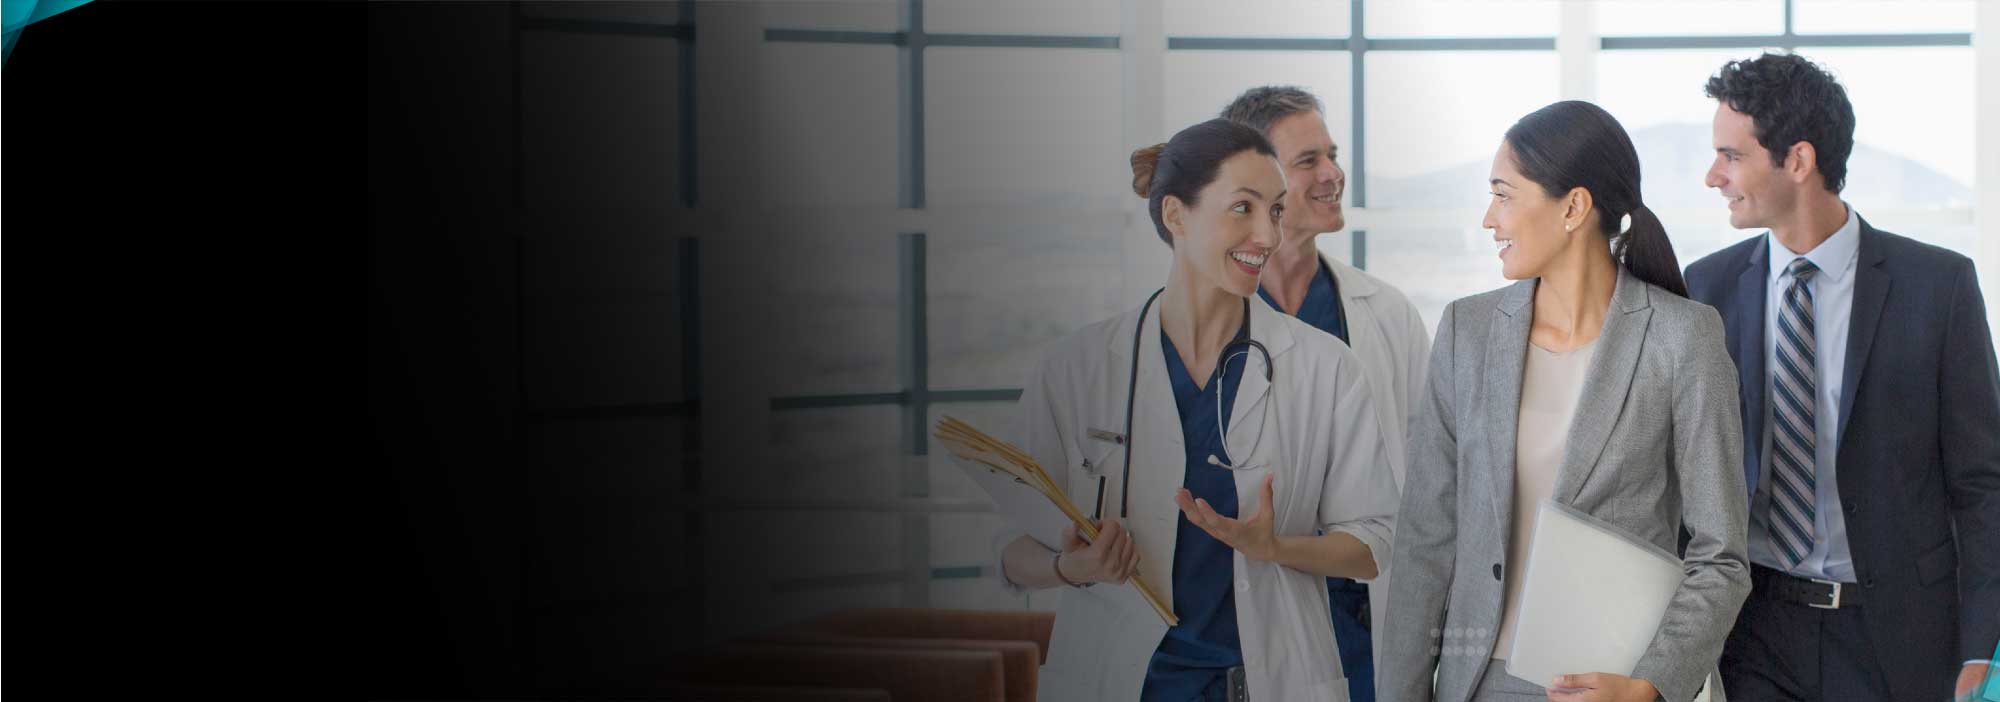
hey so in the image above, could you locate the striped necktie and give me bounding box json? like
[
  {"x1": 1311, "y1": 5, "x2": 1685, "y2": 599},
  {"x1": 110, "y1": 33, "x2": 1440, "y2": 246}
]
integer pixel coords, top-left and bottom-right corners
[{"x1": 1770, "y1": 257, "x2": 1820, "y2": 570}]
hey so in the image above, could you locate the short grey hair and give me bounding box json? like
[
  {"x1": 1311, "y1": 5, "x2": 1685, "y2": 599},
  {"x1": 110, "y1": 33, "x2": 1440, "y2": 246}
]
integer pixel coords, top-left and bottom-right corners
[{"x1": 1220, "y1": 85, "x2": 1325, "y2": 135}]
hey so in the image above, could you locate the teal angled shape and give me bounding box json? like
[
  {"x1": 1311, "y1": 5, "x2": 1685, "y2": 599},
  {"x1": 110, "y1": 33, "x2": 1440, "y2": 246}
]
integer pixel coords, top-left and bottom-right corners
[
  {"x1": 4, "y1": 0, "x2": 96, "y2": 65},
  {"x1": 1983, "y1": 642, "x2": 2000, "y2": 702}
]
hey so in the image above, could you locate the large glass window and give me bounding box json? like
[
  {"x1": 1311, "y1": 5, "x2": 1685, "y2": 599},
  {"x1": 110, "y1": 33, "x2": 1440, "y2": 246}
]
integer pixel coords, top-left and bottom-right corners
[
  {"x1": 520, "y1": 31, "x2": 683, "y2": 208},
  {"x1": 1793, "y1": 0, "x2": 1975, "y2": 34},
  {"x1": 924, "y1": 48, "x2": 1126, "y2": 209},
  {"x1": 1364, "y1": 51, "x2": 1560, "y2": 209},
  {"x1": 1596, "y1": 1, "x2": 1783, "y2": 37},
  {"x1": 758, "y1": 0, "x2": 902, "y2": 31},
  {"x1": 757, "y1": 43, "x2": 901, "y2": 207},
  {"x1": 1364, "y1": 0, "x2": 1558, "y2": 38},
  {"x1": 1163, "y1": 51, "x2": 1353, "y2": 152},
  {"x1": 927, "y1": 0, "x2": 1120, "y2": 36},
  {"x1": 1165, "y1": 0, "x2": 1351, "y2": 39}
]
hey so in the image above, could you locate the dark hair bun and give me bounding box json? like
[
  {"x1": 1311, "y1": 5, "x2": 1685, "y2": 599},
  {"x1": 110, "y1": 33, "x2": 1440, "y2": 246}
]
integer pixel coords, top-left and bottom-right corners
[{"x1": 1130, "y1": 143, "x2": 1166, "y2": 198}]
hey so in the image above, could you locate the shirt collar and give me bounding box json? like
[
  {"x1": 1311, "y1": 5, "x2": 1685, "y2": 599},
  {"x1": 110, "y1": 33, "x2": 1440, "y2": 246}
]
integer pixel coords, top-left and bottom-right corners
[{"x1": 1767, "y1": 202, "x2": 1860, "y2": 286}]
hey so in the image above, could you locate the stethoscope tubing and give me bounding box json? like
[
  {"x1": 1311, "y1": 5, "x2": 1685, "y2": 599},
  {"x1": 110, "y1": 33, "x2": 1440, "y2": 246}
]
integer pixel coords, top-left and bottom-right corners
[{"x1": 1099, "y1": 289, "x2": 1273, "y2": 521}]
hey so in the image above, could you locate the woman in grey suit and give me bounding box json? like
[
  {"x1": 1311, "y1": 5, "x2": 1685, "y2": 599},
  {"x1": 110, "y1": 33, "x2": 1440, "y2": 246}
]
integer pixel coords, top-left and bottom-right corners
[{"x1": 1377, "y1": 101, "x2": 1752, "y2": 702}]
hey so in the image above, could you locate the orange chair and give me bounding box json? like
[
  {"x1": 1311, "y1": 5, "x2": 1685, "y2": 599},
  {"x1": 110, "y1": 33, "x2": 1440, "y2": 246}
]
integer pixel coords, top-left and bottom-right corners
[
  {"x1": 787, "y1": 608, "x2": 1058, "y2": 664},
  {"x1": 770, "y1": 608, "x2": 1059, "y2": 702}
]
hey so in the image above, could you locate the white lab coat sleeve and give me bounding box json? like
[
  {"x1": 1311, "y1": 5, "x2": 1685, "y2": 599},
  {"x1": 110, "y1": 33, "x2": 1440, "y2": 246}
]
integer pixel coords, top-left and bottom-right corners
[
  {"x1": 991, "y1": 350, "x2": 1077, "y2": 595},
  {"x1": 1318, "y1": 350, "x2": 1399, "y2": 582}
]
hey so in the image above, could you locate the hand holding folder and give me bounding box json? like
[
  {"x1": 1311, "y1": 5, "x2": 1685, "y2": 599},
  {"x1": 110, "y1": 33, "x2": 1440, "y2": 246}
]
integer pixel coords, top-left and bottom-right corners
[{"x1": 934, "y1": 415, "x2": 1179, "y2": 627}]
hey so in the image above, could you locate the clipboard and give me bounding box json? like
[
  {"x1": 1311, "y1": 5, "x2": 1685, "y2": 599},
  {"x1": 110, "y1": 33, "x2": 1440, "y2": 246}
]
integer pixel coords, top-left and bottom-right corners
[
  {"x1": 934, "y1": 416, "x2": 1178, "y2": 627},
  {"x1": 955, "y1": 447, "x2": 1073, "y2": 558}
]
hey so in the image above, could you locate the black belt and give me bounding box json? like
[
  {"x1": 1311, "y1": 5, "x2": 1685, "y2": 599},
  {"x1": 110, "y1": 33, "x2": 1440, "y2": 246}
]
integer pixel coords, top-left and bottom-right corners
[{"x1": 1752, "y1": 564, "x2": 1862, "y2": 609}]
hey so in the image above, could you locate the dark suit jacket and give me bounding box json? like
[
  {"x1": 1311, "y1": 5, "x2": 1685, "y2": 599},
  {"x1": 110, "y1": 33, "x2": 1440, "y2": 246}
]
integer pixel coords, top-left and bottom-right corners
[{"x1": 1685, "y1": 218, "x2": 2000, "y2": 701}]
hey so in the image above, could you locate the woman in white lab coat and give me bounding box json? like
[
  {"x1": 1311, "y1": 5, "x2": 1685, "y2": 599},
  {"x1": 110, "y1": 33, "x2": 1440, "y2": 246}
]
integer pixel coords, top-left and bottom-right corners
[{"x1": 993, "y1": 118, "x2": 1400, "y2": 702}]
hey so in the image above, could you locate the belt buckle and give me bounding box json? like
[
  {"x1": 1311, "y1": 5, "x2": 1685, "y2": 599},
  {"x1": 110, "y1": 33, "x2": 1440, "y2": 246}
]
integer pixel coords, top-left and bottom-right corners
[
  {"x1": 1227, "y1": 665, "x2": 1249, "y2": 702},
  {"x1": 1809, "y1": 577, "x2": 1842, "y2": 609}
]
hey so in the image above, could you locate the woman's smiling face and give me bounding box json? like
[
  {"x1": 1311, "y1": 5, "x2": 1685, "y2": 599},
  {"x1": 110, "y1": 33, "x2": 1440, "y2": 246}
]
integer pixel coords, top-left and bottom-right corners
[{"x1": 1168, "y1": 150, "x2": 1288, "y2": 298}]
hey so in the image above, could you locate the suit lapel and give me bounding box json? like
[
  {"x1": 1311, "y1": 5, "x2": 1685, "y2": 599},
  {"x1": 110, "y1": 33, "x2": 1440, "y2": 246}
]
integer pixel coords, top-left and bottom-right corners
[
  {"x1": 1839, "y1": 220, "x2": 1890, "y2": 445},
  {"x1": 1484, "y1": 280, "x2": 1533, "y2": 554},
  {"x1": 1733, "y1": 241, "x2": 1769, "y2": 497},
  {"x1": 1554, "y1": 268, "x2": 1654, "y2": 504}
]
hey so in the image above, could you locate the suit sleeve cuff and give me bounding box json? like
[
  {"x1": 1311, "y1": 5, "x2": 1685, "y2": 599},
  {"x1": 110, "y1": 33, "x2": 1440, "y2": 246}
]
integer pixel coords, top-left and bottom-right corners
[{"x1": 1627, "y1": 657, "x2": 1702, "y2": 702}]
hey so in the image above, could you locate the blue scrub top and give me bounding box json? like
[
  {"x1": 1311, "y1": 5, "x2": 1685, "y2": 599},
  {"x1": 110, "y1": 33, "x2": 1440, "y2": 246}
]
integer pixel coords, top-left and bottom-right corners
[
  {"x1": 1259, "y1": 256, "x2": 1348, "y2": 344},
  {"x1": 1142, "y1": 318, "x2": 1249, "y2": 702}
]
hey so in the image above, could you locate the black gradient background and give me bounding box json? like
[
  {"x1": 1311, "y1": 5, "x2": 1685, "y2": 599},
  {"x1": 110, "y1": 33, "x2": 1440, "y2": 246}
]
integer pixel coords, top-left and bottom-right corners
[
  {"x1": 7, "y1": 0, "x2": 366, "y2": 696},
  {"x1": 12, "y1": 1, "x2": 1215, "y2": 698}
]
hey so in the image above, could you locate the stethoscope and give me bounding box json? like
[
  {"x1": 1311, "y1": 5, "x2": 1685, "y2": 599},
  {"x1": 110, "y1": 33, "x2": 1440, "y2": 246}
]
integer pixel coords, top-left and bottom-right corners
[{"x1": 1093, "y1": 288, "x2": 1275, "y2": 521}]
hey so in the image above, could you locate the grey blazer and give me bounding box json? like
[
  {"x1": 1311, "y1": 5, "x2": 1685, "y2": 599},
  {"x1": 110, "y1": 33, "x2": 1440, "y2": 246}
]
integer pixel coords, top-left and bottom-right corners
[{"x1": 1378, "y1": 267, "x2": 1752, "y2": 702}]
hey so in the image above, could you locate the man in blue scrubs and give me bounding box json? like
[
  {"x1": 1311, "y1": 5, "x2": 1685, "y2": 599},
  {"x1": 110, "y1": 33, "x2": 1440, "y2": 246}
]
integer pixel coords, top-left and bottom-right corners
[
  {"x1": 1224, "y1": 86, "x2": 1434, "y2": 702},
  {"x1": 1145, "y1": 313, "x2": 1250, "y2": 701}
]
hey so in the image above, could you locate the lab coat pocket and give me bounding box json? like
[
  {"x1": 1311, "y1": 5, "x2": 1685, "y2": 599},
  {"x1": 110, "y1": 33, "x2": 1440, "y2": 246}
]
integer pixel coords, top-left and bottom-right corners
[
  {"x1": 1040, "y1": 581, "x2": 1172, "y2": 701},
  {"x1": 1278, "y1": 569, "x2": 1342, "y2": 686},
  {"x1": 1079, "y1": 440, "x2": 1121, "y2": 479},
  {"x1": 1071, "y1": 429, "x2": 1125, "y2": 514}
]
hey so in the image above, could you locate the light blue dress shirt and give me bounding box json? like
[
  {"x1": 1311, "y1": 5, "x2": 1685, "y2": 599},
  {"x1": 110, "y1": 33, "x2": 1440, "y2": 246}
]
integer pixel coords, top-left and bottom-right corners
[{"x1": 1748, "y1": 204, "x2": 1861, "y2": 582}]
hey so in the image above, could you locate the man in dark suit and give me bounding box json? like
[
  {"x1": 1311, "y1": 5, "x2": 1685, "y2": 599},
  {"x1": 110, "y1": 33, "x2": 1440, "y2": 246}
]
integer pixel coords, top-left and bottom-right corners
[{"x1": 1684, "y1": 51, "x2": 2000, "y2": 702}]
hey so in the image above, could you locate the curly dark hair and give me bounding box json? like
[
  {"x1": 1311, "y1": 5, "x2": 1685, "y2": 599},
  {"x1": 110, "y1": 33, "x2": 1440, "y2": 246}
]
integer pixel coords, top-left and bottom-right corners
[{"x1": 1704, "y1": 52, "x2": 1855, "y2": 194}]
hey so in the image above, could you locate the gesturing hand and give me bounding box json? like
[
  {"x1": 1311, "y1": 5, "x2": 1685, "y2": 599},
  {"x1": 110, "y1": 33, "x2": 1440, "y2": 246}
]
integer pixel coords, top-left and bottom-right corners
[
  {"x1": 1175, "y1": 473, "x2": 1279, "y2": 562},
  {"x1": 1059, "y1": 518, "x2": 1140, "y2": 585}
]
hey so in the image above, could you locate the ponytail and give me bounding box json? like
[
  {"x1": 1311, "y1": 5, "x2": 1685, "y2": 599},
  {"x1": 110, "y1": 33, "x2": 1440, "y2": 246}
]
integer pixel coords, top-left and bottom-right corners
[{"x1": 1616, "y1": 203, "x2": 1687, "y2": 298}]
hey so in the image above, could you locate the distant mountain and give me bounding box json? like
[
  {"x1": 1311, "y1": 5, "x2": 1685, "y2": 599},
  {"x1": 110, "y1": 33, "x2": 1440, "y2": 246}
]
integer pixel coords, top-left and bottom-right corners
[{"x1": 1369, "y1": 122, "x2": 1973, "y2": 210}]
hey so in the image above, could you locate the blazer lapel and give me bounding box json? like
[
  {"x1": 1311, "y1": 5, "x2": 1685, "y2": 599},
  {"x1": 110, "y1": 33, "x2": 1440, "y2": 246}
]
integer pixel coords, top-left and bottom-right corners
[
  {"x1": 1839, "y1": 220, "x2": 1890, "y2": 444},
  {"x1": 1484, "y1": 280, "x2": 1534, "y2": 555},
  {"x1": 1554, "y1": 268, "x2": 1654, "y2": 505},
  {"x1": 1733, "y1": 240, "x2": 1769, "y2": 498}
]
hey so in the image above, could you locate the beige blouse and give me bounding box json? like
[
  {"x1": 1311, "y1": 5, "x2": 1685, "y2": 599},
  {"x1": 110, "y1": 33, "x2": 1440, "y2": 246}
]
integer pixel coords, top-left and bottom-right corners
[{"x1": 1493, "y1": 337, "x2": 1599, "y2": 661}]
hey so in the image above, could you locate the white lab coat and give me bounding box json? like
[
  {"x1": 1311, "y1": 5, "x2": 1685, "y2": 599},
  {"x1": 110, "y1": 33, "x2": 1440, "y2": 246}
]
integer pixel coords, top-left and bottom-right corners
[
  {"x1": 994, "y1": 294, "x2": 1399, "y2": 701},
  {"x1": 1318, "y1": 253, "x2": 1431, "y2": 674}
]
